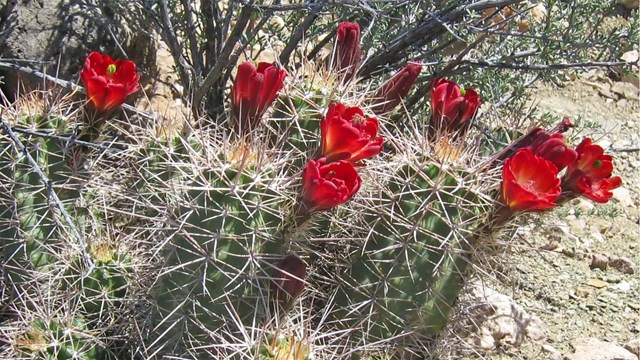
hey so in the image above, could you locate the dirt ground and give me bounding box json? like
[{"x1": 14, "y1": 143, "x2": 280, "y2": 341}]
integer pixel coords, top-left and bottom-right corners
[{"x1": 483, "y1": 76, "x2": 640, "y2": 359}]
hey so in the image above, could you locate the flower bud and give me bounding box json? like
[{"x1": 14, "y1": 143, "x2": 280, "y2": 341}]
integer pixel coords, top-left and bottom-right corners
[
  {"x1": 271, "y1": 255, "x2": 307, "y2": 311},
  {"x1": 429, "y1": 78, "x2": 481, "y2": 140},
  {"x1": 231, "y1": 61, "x2": 287, "y2": 137},
  {"x1": 371, "y1": 63, "x2": 422, "y2": 115},
  {"x1": 333, "y1": 22, "x2": 361, "y2": 82},
  {"x1": 299, "y1": 158, "x2": 361, "y2": 213}
]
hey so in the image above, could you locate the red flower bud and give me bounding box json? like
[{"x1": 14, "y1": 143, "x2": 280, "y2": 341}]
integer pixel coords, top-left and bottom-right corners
[
  {"x1": 371, "y1": 63, "x2": 422, "y2": 115},
  {"x1": 232, "y1": 61, "x2": 287, "y2": 136},
  {"x1": 320, "y1": 103, "x2": 384, "y2": 164},
  {"x1": 502, "y1": 149, "x2": 561, "y2": 212},
  {"x1": 528, "y1": 133, "x2": 577, "y2": 171},
  {"x1": 429, "y1": 78, "x2": 481, "y2": 139},
  {"x1": 563, "y1": 138, "x2": 622, "y2": 203},
  {"x1": 80, "y1": 52, "x2": 140, "y2": 113},
  {"x1": 495, "y1": 118, "x2": 577, "y2": 170},
  {"x1": 300, "y1": 158, "x2": 361, "y2": 212},
  {"x1": 271, "y1": 255, "x2": 307, "y2": 310},
  {"x1": 333, "y1": 22, "x2": 361, "y2": 81}
]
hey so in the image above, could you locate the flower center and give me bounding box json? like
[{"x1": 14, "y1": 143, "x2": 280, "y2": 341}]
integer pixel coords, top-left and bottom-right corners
[
  {"x1": 459, "y1": 88, "x2": 466, "y2": 96},
  {"x1": 351, "y1": 114, "x2": 365, "y2": 125},
  {"x1": 107, "y1": 64, "x2": 117, "y2": 76},
  {"x1": 593, "y1": 160, "x2": 602, "y2": 167}
]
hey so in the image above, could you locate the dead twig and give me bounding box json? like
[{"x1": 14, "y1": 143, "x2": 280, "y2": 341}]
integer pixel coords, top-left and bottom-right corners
[
  {"x1": 191, "y1": 2, "x2": 255, "y2": 117},
  {"x1": 0, "y1": 113, "x2": 95, "y2": 272}
]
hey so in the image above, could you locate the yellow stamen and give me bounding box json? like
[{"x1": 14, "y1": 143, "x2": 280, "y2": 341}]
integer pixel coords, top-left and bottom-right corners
[{"x1": 107, "y1": 64, "x2": 117, "y2": 75}]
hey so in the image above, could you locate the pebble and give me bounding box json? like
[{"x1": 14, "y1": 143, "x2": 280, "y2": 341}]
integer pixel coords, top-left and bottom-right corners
[
  {"x1": 609, "y1": 256, "x2": 636, "y2": 275},
  {"x1": 567, "y1": 337, "x2": 637, "y2": 360},
  {"x1": 611, "y1": 81, "x2": 640, "y2": 99},
  {"x1": 613, "y1": 281, "x2": 632, "y2": 292},
  {"x1": 587, "y1": 279, "x2": 608, "y2": 288},
  {"x1": 611, "y1": 188, "x2": 634, "y2": 208},
  {"x1": 624, "y1": 339, "x2": 640, "y2": 357},
  {"x1": 575, "y1": 287, "x2": 592, "y2": 298},
  {"x1": 590, "y1": 253, "x2": 609, "y2": 270},
  {"x1": 542, "y1": 344, "x2": 563, "y2": 360}
]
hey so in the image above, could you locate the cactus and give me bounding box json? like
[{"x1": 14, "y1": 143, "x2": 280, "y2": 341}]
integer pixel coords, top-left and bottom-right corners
[
  {"x1": 0, "y1": 91, "x2": 146, "y2": 359},
  {"x1": 0, "y1": 16, "x2": 625, "y2": 360}
]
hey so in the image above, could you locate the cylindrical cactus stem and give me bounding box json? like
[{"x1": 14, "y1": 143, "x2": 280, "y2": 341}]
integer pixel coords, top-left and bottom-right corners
[
  {"x1": 144, "y1": 137, "x2": 298, "y2": 357},
  {"x1": 330, "y1": 160, "x2": 489, "y2": 347}
]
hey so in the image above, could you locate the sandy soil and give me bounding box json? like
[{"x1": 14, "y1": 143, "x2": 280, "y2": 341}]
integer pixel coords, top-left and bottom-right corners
[{"x1": 483, "y1": 77, "x2": 640, "y2": 359}]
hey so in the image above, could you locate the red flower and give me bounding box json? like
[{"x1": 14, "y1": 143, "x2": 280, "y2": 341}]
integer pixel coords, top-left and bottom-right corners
[
  {"x1": 271, "y1": 255, "x2": 307, "y2": 310},
  {"x1": 231, "y1": 61, "x2": 287, "y2": 136},
  {"x1": 80, "y1": 52, "x2": 141, "y2": 113},
  {"x1": 429, "y1": 78, "x2": 481, "y2": 139},
  {"x1": 333, "y1": 22, "x2": 361, "y2": 81},
  {"x1": 371, "y1": 63, "x2": 422, "y2": 115},
  {"x1": 320, "y1": 103, "x2": 384, "y2": 164},
  {"x1": 300, "y1": 158, "x2": 361, "y2": 212},
  {"x1": 563, "y1": 138, "x2": 622, "y2": 203},
  {"x1": 502, "y1": 149, "x2": 561, "y2": 212}
]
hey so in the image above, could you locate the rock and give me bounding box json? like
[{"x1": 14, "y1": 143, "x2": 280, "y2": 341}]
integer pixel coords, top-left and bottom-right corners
[
  {"x1": 568, "y1": 337, "x2": 637, "y2": 360},
  {"x1": 575, "y1": 287, "x2": 592, "y2": 298},
  {"x1": 587, "y1": 279, "x2": 608, "y2": 289},
  {"x1": 620, "y1": 0, "x2": 639, "y2": 10},
  {"x1": 540, "y1": 239, "x2": 560, "y2": 251},
  {"x1": 621, "y1": 50, "x2": 640, "y2": 63},
  {"x1": 576, "y1": 198, "x2": 596, "y2": 214},
  {"x1": 611, "y1": 188, "x2": 634, "y2": 208},
  {"x1": 590, "y1": 253, "x2": 610, "y2": 270},
  {"x1": 542, "y1": 343, "x2": 563, "y2": 360},
  {"x1": 613, "y1": 281, "x2": 632, "y2": 292},
  {"x1": 0, "y1": 0, "x2": 155, "y2": 100},
  {"x1": 611, "y1": 82, "x2": 640, "y2": 100},
  {"x1": 530, "y1": 3, "x2": 547, "y2": 22},
  {"x1": 464, "y1": 284, "x2": 547, "y2": 352},
  {"x1": 624, "y1": 339, "x2": 640, "y2": 357},
  {"x1": 609, "y1": 256, "x2": 636, "y2": 275}
]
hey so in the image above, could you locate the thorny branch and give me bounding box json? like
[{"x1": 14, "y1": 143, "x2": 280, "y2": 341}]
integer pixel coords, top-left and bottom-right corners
[
  {"x1": 0, "y1": 113, "x2": 95, "y2": 272},
  {"x1": 360, "y1": 0, "x2": 527, "y2": 77},
  {"x1": 191, "y1": 3, "x2": 255, "y2": 117}
]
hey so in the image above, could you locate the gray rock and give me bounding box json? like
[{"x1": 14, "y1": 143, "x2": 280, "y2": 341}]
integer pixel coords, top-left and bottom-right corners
[
  {"x1": 542, "y1": 344, "x2": 563, "y2": 360},
  {"x1": 0, "y1": 0, "x2": 155, "y2": 99},
  {"x1": 568, "y1": 337, "x2": 637, "y2": 360},
  {"x1": 464, "y1": 284, "x2": 547, "y2": 352},
  {"x1": 611, "y1": 82, "x2": 640, "y2": 100},
  {"x1": 623, "y1": 339, "x2": 640, "y2": 357}
]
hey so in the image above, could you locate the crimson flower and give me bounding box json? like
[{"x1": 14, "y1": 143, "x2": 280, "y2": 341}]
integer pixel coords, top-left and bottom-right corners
[
  {"x1": 429, "y1": 78, "x2": 481, "y2": 139},
  {"x1": 80, "y1": 51, "x2": 141, "y2": 113},
  {"x1": 563, "y1": 138, "x2": 622, "y2": 203},
  {"x1": 333, "y1": 22, "x2": 361, "y2": 81},
  {"x1": 320, "y1": 103, "x2": 384, "y2": 164},
  {"x1": 371, "y1": 63, "x2": 422, "y2": 115},
  {"x1": 300, "y1": 158, "x2": 361, "y2": 212},
  {"x1": 502, "y1": 149, "x2": 561, "y2": 212},
  {"x1": 232, "y1": 61, "x2": 287, "y2": 136},
  {"x1": 271, "y1": 255, "x2": 307, "y2": 310}
]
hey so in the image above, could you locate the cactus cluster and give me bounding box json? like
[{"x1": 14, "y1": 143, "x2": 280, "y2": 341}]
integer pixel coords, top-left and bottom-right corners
[{"x1": 1, "y1": 20, "x2": 622, "y2": 360}]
